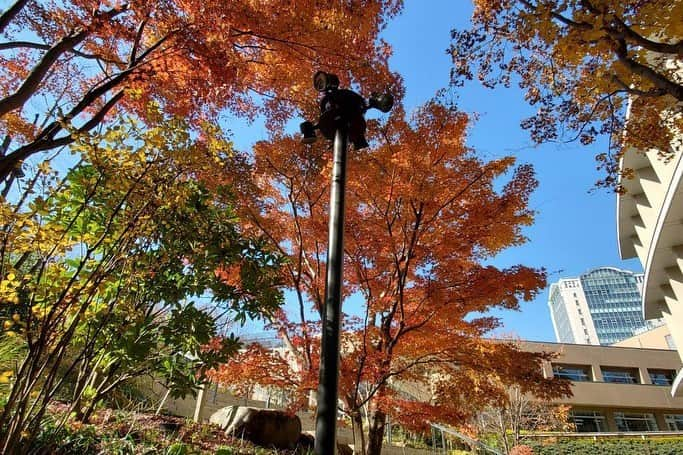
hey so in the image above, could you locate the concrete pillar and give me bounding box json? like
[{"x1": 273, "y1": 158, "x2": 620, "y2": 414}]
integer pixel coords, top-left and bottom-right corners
[
  {"x1": 591, "y1": 364, "x2": 604, "y2": 382},
  {"x1": 639, "y1": 367, "x2": 652, "y2": 385},
  {"x1": 605, "y1": 410, "x2": 618, "y2": 432},
  {"x1": 654, "y1": 412, "x2": 668, "y2": 432},
  {"x1": 193, "y1": 382, "x2": 208, "y2": 422}
]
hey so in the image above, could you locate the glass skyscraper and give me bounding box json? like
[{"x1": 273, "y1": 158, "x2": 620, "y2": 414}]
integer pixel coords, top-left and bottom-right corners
[{"x1": 548, "y1": 267, "x2": 662, "y2": 345}]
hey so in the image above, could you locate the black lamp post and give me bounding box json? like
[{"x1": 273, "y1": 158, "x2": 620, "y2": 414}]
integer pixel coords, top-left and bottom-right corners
[{"x1": 300, "y1": 72, "x2": 393, "y2": 455}]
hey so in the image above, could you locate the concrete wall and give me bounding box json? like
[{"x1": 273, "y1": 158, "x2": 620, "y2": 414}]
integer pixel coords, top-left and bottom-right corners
[
  {"x1": 613, "y1": 324, "x2": 674, "y2": 350},
  {"x1": 615, "y1": 99, "x2": 683, "y2": 396}
]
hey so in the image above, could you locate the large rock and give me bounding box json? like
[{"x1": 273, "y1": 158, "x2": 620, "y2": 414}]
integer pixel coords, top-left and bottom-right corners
[
  {"x1": 337, "y1": 442, "x2": 353, "y2": 455},
  {"x1": 209, "y1": 406, "x2": 302, "y2": 449}
]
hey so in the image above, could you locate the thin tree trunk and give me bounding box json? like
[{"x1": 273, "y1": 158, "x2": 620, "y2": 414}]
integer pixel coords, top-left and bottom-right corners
[
  {"x1": 351, "y1": 411, "x2": 366, "y2": 455},
  {"x1": 366, "y1": 409, "x2": 387, "y2": 455}
]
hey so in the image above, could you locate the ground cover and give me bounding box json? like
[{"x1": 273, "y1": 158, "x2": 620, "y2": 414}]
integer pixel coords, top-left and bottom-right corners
[{"x1": 31, "y1": 402, "x2": 312, "y2": 455}]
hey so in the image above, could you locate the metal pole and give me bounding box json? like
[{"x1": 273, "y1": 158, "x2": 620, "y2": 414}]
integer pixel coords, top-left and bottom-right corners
[{"x1": 314, "y1": 125, "x2": 348, "y2": 455}]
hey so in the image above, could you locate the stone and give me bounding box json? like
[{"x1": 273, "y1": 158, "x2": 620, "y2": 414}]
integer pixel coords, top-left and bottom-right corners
[
  {"x1": 337, "y1": 442, "x2": 353, "y2": 455},
  {"x1": 296, "y1": 432, "x2": 315, "y2": 450},
  {"x1": 209, "y1": 406, "x2": 302, "y2": 449}
]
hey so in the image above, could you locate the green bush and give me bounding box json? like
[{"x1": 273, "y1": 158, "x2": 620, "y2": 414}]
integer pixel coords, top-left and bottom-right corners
[
  {"x1": 527, "y1": 437, "x2": 683, "y2": 455},
  {"x1": 98, "y1": 436, "x2": 137, "y2": 455},
  {"x1": 166, "y1": 442, "x2": 190, "y2": 455},
  {"x1": 31, "y1": 417, "x2": 99, "y2": 454}
]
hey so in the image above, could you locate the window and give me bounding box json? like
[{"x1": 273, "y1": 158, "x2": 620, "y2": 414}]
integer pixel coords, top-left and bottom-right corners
[
  {"x1": 648, "y1": 369, "x2": 676, "y2": 386},
  {"x1": 665, "y1": 414, "x2": 683, "y2": 431},
  {"x1": 571, "y1": 411, "x2": 606, "y2": 432},
  {"x1": 601, "y1": 367, "x2": 639, "y2": 384},
  {"x1": 614, "y1": 412, "x2": 658, "y2": 432},
  {"x1": 553, "y1": 364, "x2": 592, "y2": 381}
]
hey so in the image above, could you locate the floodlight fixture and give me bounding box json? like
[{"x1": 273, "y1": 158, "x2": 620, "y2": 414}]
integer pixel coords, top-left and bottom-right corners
[
  {"x1": 300, "y1": 121, "x2": 317, "y2": 144},
  {"x1": 351, "y1": 136, "x2": 369, "y2": 150},
  {"x1": 368, "y1": 92, "x2": 394, "y2": 113},
  {"x1": 313, "y1": 71, "x2": 339, "y2": 92}
]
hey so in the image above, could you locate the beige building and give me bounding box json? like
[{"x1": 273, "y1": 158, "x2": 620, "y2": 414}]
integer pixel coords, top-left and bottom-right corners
[
  {"x1": 523, "y1": 341, "x2": 683, "y2": 432},
  {"x1": 616, "y1": 109, "x2": 683, "y2": 396},
  {"x1": 612, "y1": 324, "x2": 676, "y2": 350}
]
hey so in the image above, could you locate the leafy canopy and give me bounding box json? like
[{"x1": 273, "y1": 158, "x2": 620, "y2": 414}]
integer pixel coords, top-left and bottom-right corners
[
  {"x1": 450, "y1": 0, "x2": 683, "y2": 189},
  {"x1": 210, "y1": 102, "x2": 570, "y2": 453}
]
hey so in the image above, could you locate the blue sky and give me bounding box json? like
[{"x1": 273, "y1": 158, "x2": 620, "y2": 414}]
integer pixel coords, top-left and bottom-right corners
[{"x1": 230, "y1": 0, "x2": 642, "y2": 342}]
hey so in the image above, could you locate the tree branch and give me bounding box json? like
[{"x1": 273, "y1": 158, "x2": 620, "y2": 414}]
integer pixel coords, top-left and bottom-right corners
[
  {"x1": 0, "y1": 4, "x2": 129, "y2": 118},
  {"x1": 0, "y1": 89, "x2": 124, "y2": 179},
  {"x1": 614, "y1": 38, "x2": 683, "y2": 101},
  {"x1": 0, "y1": 0, "x2": 28, "y2": 34},
  {"x1": 612, "y1": 16, "x2": 683, "y2": 55},
  {"x1": 519, "y1": 0, "x2": 591, "y2": 30},
  {"x1": 0, "y1": 29, "x2": 88, "y2": 118},
  {"x1": 0, "y1": 41, "x2": 125, "y2": 64}
]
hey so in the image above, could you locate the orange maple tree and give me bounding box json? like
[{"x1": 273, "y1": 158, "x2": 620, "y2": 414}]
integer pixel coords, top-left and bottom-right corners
[
  {"x1": 210, "y1": 102, "x2": 571, "y2": 455},
  {"x1": 0, "y1": 0, "x2": 401, "y2": 181},
  {"x1": 450, "y1": 0, "x2": 682, "y2": 190}
]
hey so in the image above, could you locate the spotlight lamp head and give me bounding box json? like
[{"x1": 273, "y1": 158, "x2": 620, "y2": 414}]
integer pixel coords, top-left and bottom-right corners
[
  {"x1": 368, "y1": 92, "x2": 394, "y2": 113},
  {"x1": 313, "y1": 71, "x2": 340, "y2": 92},
  {"x1": 352, "y1": 136, "x2": 369, "y2": 150},
  {"x1": 300, "y1": 121, "x2": 317, "y2": 144}
]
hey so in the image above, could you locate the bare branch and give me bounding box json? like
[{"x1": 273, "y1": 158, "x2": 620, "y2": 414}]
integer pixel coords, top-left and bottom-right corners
[
  {"x1": 0, "y1": 4, "x2": 129, "y2": 118},
  {"x1": 0, "y1": 41, "x2": 125, "y2": 64},
  {"x1": 0, "y1": 0, "x2": 29, "y2": 34},
  {"x1": 0, "y1": 29, "x2": 88, "y2": 118}
]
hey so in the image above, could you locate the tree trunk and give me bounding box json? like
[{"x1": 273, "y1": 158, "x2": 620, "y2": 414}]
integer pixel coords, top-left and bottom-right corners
[
  {"x1": 366, "y1": 409, "x2": 387, "y2": 455},
  {"x1": 351, "y1": 411, "x2": 366, "y2": 455}
]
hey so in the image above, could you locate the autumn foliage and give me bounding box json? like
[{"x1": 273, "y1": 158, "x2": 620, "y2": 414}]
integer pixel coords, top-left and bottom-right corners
[
  {"x1": 210, "y1": 102, "x2": 571, "y2": 454},
  {"x1": 0, "y1": 0, "x2": 408, "y2": 451},
  {"x1": 0, "y1": 0, "x2": 401, "y2": 180},
  {"x1": 450, "y1": 0, "x2": 683, "y2": 189}
]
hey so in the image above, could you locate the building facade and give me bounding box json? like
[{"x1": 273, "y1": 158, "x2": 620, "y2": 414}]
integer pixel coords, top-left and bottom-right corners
[
  {"x1": 613, "y1": 324, "x2": 677, "y2": 350},
  {"x1": 524, "y1": 341, "x2": 683, "y2": 433},
  {"x1": 548, "y1": 267, "x2": 661, "y2": 345},
  {"x1": 616, "y1": 110, "x2": 683, "y2": 396}
]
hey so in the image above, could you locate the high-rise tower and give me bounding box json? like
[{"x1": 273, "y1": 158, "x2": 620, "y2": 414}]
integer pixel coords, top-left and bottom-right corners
[{"x1": 548, "y1": 267, "x2": 662, "y2": 345}]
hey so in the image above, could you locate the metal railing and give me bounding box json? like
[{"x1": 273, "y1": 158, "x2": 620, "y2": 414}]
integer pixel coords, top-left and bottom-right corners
[{"x1": 430, "y1": 423, "x2": 503, "y2": 455}]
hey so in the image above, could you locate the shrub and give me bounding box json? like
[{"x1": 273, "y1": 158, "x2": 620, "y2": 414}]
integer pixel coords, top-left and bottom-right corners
[
  {"x1": 166, "y1": 441, "x2": 190, "y2": 455},
  {"x1": 31, "y1": 417, "x2": 99, "y2": 454},
  {"x1": 510, "y1": 445, "x2": 535, "y2": 455},
  {"x1": 526, "y1": 437, "x2": 683, "y2": 455}
]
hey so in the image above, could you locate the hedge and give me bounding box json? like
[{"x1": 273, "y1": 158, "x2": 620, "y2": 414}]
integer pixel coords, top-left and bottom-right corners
[{"x1": 526, "y1": 437, "x2": 683, "y2": 455}]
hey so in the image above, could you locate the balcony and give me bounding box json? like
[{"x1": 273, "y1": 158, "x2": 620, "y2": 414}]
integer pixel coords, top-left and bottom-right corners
[{"x1": 556, "y1": 381, "x2": 683, "y2": 409}]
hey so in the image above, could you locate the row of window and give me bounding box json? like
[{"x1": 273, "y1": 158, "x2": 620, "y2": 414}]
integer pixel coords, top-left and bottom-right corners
[
  {"x1": 553, "y1": 364, "x2": 676, "y2": 386},
  {"x1": 572, "y1": 411, "x2": 683, "y2": 432}
]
